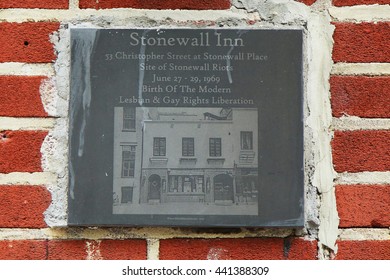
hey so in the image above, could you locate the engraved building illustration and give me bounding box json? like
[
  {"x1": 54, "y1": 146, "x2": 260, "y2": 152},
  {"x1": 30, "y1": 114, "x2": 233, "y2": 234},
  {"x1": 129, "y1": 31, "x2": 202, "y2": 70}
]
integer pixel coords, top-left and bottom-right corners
[{"x1": 113, "y1": 107, "x2": 258, "y2": 215}]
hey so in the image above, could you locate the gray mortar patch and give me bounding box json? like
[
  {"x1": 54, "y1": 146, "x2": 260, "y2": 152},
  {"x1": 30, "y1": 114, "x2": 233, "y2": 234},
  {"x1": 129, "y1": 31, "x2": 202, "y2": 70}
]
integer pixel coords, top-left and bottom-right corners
[{"x1": 41, "y1": 25, "x2": 71, "y2": 226}]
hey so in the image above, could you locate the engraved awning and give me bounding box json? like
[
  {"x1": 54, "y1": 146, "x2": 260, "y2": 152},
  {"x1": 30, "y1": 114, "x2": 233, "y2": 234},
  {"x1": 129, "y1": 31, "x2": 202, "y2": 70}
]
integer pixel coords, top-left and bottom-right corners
[{"x1": 168, "y1": 170, "x2": 205, "y2": 176}]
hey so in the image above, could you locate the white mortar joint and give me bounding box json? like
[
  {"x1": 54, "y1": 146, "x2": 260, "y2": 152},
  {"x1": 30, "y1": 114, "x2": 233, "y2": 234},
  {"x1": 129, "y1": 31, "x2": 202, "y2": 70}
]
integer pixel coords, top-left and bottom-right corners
[{"x1": 147, "y1": 239, "x2": 160, "y2": 260}]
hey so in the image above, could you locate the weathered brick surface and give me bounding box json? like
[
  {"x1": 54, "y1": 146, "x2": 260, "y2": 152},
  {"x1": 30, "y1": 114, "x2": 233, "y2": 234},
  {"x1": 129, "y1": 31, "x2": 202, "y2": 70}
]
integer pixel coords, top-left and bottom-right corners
[
  {"x1": 99, "y1": 240, "x2": 147, "y2": 259},
  {"x1": 336, "y1": 240, "x2": 390, "y2": 260},
  {"x1": 0, "y1": 76, "x2": 48, "y2": 117},
  {"x1": 160, "y1": 238, "x2": 317, "y2": 260},
  {"x1": 0, "y1": 22, "x2": 59, "y2": 63},
  {"x1": 0, "y1": 0, "x2": 68, "y2": 9},
  {"x1": 48, "y1": 240, "x2": 87, "y2": 260},
  {"x1": 0, "y1": 186, "x2": 51, "y2": 228},
  {"x1": 0, "y1": 131, "x2": 47, "y2": 173},
  {"x1": 331, "y1": 76, "x2": 390, "y2": 118},
  {"x1": 0, "y1": 240, "x2": 47, "y2": 260},
  {"x1": 79, "y1": 0, "x2": 230, "y2": 9},
  {"x1": 332, "y1": 130, "x2": 390, "y2": 172},
  {"x1": 0, "y1": 239, "x2": 148, "y2": 260},
  {"x1": 333, "y1": 22, "x2": 390, "y2": 63},
  {"x1": 333, "y1": 0, "x2": 390, "y2": 6},
  {"x1": 297, "y1": 0, "x2": 317, "y2": 5},
  {"x1": 336, "y1": 185, "x2": 390, "y2": 227},
  {"x1": 48, "y1": 240, "x2": 147, "y2": 260}
]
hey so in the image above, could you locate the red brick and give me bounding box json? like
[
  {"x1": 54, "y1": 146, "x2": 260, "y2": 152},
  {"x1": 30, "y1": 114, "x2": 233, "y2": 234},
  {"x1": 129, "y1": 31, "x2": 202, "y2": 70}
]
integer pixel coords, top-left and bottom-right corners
[
  {"x1": 100, "y1": 240, "x2": 147, "y2": 259},
  {"x1": 333, "y1": 0, "x2": 390, "y2": 6},
  {"x1": 48, "y1": 240, "x2": 148, "y2": 260},
  {"x1": 336, "y1": 240, "x2": 390, "y2": 260},
  {"x1": 0, "y1": 22, "x2": 59, "y2": 63},
  {"x1": 0, "y1": 186, "x2": 51, "y2": 228},
  {"x1": 0, "y1": 76, "x2": 48, "y2": 117},
  {"x1": 285, "y1": 238, "x2": 318, "y2": 259},
  {"x1": 0, "y1": 240, "x2": 47, "y2": 260},
  {"x1": 336, "y1": 185, "x2": 390, "y2": 227},
  {"x1": 0, "y1": 130, "x2": 47, "y2": 173},
  {"x1": 332, "y1": 131, "x2": 390, "y2": 172},
  {"x1": 160, "y1": 238, "x2": 317, "y2": 260},
  {"x1": 48, "y1": 240, "x2": 87, "y2": 260},
  {"x1": 331, "y1": 76, "x2": 390, "y2": 118},
  {"x1": 79, "y1": 0, "x2": 230, "y2": 10},
  {"x1": 332, "y1": 22, "x2": 390, "y2": 63},
  {"x1": 0, "y1": 0, "x2": 68, "y2": 9},
  {"x1": 297, "y1": 0, "x2": 317, "y2": 5}
]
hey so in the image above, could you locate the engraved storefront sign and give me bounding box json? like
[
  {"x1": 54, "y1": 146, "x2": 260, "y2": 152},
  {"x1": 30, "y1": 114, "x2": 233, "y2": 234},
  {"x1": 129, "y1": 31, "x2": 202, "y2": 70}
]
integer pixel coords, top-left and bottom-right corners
[{"x1": 68, "y1": 29, "x2": 304, "y2": 227}]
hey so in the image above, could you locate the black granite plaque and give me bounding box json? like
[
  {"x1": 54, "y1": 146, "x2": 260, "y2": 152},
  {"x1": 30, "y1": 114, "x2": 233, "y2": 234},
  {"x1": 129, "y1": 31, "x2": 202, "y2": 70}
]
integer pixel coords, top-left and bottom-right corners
[{"x1": 68, "y1": 28, "x2": 304, "y2": 227}]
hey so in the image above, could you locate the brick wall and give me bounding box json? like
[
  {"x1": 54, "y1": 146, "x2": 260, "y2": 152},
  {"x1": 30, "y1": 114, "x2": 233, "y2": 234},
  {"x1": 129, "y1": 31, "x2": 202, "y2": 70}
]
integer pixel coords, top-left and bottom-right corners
[
  {"x1": 330, "y1": 0, "x2": 390, "y2": 260},
  {"x1": 0, "y1": 0, "x2": 389, "y2": 260}
]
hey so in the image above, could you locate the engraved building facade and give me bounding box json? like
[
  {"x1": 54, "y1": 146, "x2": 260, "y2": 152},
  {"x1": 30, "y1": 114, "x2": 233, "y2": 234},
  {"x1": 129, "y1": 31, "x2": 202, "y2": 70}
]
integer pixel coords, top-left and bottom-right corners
[{"x1": 113, "y1": 107, "x2": 258, "y2": 214}]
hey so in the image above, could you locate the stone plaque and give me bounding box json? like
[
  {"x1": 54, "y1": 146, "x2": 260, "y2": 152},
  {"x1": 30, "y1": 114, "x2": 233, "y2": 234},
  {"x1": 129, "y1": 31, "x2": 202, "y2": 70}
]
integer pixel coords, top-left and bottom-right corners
[{"x1": 68, "y1": 28, "x2": 304, "y2": 227}]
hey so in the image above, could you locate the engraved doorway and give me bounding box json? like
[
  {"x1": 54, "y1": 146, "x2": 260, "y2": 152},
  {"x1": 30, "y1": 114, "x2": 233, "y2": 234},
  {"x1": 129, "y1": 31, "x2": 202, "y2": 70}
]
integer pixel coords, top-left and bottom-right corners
[
  {"x1": 148, "y1": 174, "x2": 161, "y2": 202},
  {"x1": 214, "y1": 174, "x2": 234, "y2": 202}
]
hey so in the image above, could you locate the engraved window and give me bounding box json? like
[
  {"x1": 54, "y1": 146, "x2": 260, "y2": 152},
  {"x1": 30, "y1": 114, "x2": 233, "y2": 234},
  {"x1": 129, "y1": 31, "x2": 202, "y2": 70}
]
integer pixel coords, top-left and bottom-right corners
[
  {"x1": 121, "y1": 186, "x2": 133, "y2": 203},
  {"x1": 123, "y1": 107, "x2": 136, "y2": 131},
  {"x1": 240, "y1": 131, "x2": 253, "y2": 150},
  {"x1": 209, "y1": 138, "x2": 222, "y2": 157},
  {"x1": 182, "y1": 137, "x2": 194, "y2": 157},
  {"x1": 168, "y1": 175, "x2": 204, "y2": 193},
  {"x1": 121, "y1": 145, "x2": 136, "y2": 177},
  {"x1": 153, "y1": 137, "x2": 166, "y2": 156}
]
